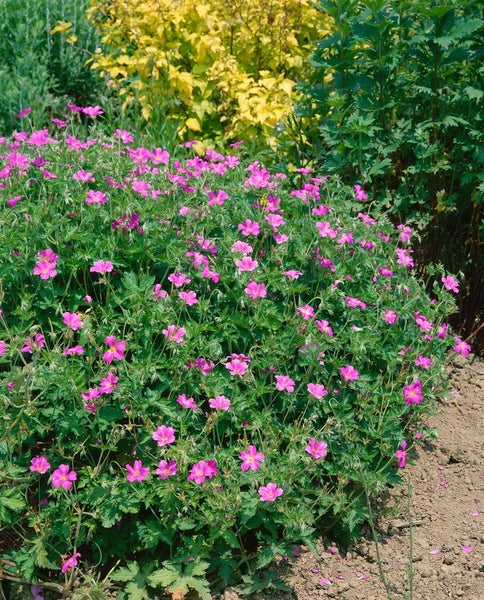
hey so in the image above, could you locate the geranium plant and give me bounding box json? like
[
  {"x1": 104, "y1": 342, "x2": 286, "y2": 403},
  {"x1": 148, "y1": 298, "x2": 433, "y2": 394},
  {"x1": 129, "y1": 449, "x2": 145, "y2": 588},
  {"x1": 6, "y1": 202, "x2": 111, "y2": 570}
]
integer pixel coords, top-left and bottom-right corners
[{"x1": 0, "y1": 106, "x2": 467, "y2": 597}]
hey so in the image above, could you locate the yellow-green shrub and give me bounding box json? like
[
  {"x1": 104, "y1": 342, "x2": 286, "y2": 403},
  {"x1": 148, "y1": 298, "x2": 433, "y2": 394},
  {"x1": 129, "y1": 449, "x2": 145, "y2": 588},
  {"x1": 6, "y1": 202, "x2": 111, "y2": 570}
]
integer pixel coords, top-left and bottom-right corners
[{"x1": 87, "y1": 0, "x2": 330, "y2": 146}]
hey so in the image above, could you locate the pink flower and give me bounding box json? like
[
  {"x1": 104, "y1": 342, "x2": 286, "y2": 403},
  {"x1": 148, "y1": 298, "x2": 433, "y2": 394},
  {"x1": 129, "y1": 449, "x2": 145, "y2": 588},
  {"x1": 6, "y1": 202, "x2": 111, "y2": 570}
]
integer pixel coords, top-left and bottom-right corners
[
  {"x1": 297, "y1": 305, "x2": 315, "y2": 320},
  {"x1": 438, "y1": 323, "x2": 448, "y2": 339},
  {"x1": 239, "y1": 445, "x2": 265, "y2": 471},
  {"x1": 62, "y1": 312, "x2": 83, "y2": 331},
  {"x1": 235, "y1": 256, "x2": 258, "y2": 272},
  {"x1": 383, "y1": 309, "x2": 398, "y2": 324},
  {"x1": 273, "y1": 234, "x2": 289, "y2": 244},
  {"x1": 33, "y1": 260, "x2": 57, "y2": 279},
  {"x1": 90, "y1": 260, "x2": 113, "y2": 273},
  {"x1": 103, "y1": 336, "x2": 126, "y2": 363},
  {"x1": 61, "y1": 552, "x2": 81, "y2": 573},
  {"x1": 340, "y1": 365, "x2": 359, "y2": 382},
  {"x1": 37, "y1": 249, "x2": 58, "y2": 264},
  {"x1": 414, "y1": 354, "x2": 434, "y2": 369},
  {"x1": 284, "y1": 270, "x2": 302, "y2": 280},
  {"x1": 397, "y1": 224, "x2": 412, "y2": 243},
  {"x1": 354, "y1": 184, "x2": 367, "y2": 200},
  {"x1": 395, "y1": 441, "x2": 407, "y2": 468},
  {"x1": 315, "y1": 319, "x2": 333, "y2": 337},
  {"x1": 441, "y1": 276, "x2": 459, "y2": 293},
  {"x1": 345, "y1": 296, "x2": 366, "y2": 310},
  {"x1": 82, "y1": 105, "x2": 103, "y2": 117},
  {"x1": 126, "y1": 460, "x2": 150, "y2": 482},
  {"x1": 238, "y1": 219, "x2": 260, "y2": 236},
  {"x1": 152, "y1": 425, "x2": 176, "y2": 446},
  {"x1": 225, "y1": 358, "x2": 248, "y2": 376},
  {"x1": 207, "y1": 189, "x2": 228, "y2": 206},
  {"x1": 188, "y1": 460, "x2": 218, "y2": 484},
  {"x1": 85, "y1": 190, "x2": 107, "y2": 205},
  {"x1": 316, "y1": 221, "x2": 337, "y2": 238},
  {"x1": 179, "y1": 290, "x2": 198, "y2": 305},
  {"x1": 176, "y1": 394, "x2": 198, "y2": 409},
  {"x1": 73, "y1": 169, "x2": 95, "y2": 182},
  {"x1": 0, "y1": 340, "x2": 8, "y2": 355},
  {"x1": 99, "y1": 373, "x2": 118, "y2": 394},
  {"x1": 258, "y1": 482, "x2": 283, "y2": 502},
  {"x1": 413, "y1": 312, "x2": 432, "y2": 332},
  {"x1": 51, "y1": 464, "x2": 77, "y2": 489},
  {"x1": 395, "y1": 248, "x2": 414, "y2": 267},
  {"x1": 30, "y1": 456, "x2": 51, "y2": 474},
  {"x1": 231, "y1": 240, "x2": 253, "y2": 254},
  {"x1": 453, "y1": 337, "x2": 471, "y2": 356},
  {"x1": 403, "y1": 380, "x2": 423, "y2": 405},
  {"x1": 275, "y1": 374, "x2": 295, "y2": 392},
  {"x1": 209, "y1": 395, "x2": 231, "y2": 410},
  {"x1": 162, "y1": 325, "x2": 186, "y2": 343},
  {"x1": 152, "y1": 283, "x2": 167, "y2": 300},
  {"x1": 21, "y1": 333, "x2": 45, "y2": 353},
  {"x1": 305, "y1": 438, "x2": 328, "y2": 459},
  {"x1": 245, "y1": 280, "x2": 266, "y2": 299},
  {"x1": 307, "y1": 383, "x2": 328, "y2": 399},
  {"x1": 168, "y1": 272, "x2": 191, "y2": 287},
  {"x1": 155, "y1": 459, "x2": 177, "y2": 479}
]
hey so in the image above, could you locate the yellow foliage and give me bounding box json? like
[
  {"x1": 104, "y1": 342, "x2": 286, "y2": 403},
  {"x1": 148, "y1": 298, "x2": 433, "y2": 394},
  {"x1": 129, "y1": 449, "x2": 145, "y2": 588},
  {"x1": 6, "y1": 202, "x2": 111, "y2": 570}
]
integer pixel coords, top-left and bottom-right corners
[{"x1": 87, "y1": 0, "x2": 330, "y2": 145}]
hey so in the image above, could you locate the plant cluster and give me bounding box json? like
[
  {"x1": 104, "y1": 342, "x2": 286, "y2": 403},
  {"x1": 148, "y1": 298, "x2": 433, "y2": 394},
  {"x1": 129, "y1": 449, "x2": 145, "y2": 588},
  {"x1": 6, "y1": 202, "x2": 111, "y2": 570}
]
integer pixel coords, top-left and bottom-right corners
[
  {"x1": 85, "y1": 0, "x2": 330, "y2": 147},
  {"x1": 0, "y1": 106, "x2": 467, "y2": 597},
  {"x1": 294, "y1": 0, "x2": 483, "y2": 344},
  {"x1": 0, "y1": 0, "x2": 103, "y2": 135}
]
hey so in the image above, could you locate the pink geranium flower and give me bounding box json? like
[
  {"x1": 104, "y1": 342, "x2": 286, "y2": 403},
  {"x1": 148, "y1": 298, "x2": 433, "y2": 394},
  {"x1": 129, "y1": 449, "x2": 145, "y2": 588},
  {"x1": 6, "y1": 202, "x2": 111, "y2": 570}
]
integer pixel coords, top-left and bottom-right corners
[
  {"x1": 340, "y1": 365, "x2": 359, "y2": 382},
  {"x1": 168, "y1": 272, "x2": 191, "y2": 287},
  {"x1": 235, "y1": 256, "x2": 258, "y2": 272},
  {"x1": 275, "y1": 374, "x2": 295, "y2": 392},
  {"x1": 85, "y1": 190, "x2": 107, "y2": 205},
  {"x1": 284, "y1": 270, "x2": 302, "y2": 280},
  {"x1": 61, "y1": 552, "x2": 81, "y2": 573},
  {"x1": 297, "y1": 305, "x2": 315, "y2": 320},
  {"x1": 179, "y1": 290, "x2": 198, "y2": 305},
  {"x1": 62, "y1": 312, "x2": 83, "y2": 331},
  {"x1": 239, "y1": 445, "x2": 265, "y2": 471},
  {"x1": 30, "y1": 456, "x2": 51, "y2": 474},
  {"x1": 395, "y1": 441, "x2": 407, "y2": 468},
  {"x1": 99, "y1": 373, "x2": 118, "y2": 394},
  {"x1": 103, "y1": 336, "x2": 126, "y2": 363},
  {"x1": 414, "y1": 354, "x2": 434, "y2": 369},
  {"x1": 188, "y1": 460, "x2": 218, "y2": 484},
  {"x1": 126, "y1": 460, "x2": 150, "y2": 482},
  {"x1": 383, "y1": 309, "x2": 398, "y2": 324},
  {"x1": 305, "y1": 438, "x2": 328, "y2": 459},
  {"x1": 403, "y1": 380, "x2": 423, "y2": 404},
  {"x1": 51, "y1": 464, "x2": 77, "y2": 489},
  {"x1": 162, "y1": 325, "x2": 186, "y2": 343},
  {"x1": 155, "y1": 459, "x2": 177, "y2": 479},
  {"x1": 258, "y1": 482, "x2": 283, "y2": 502},
  {"x1": 307, "y1": 383, "x2": 328, "y2": 399},
  {"x1": 225, "y1": 357, "x2": 248, "y2": 376},
  {"x1": 208, "y1": 395, "x2": 231, "y2": 410},
  {"x1": 315, "y1": 319, "x2": 334, "y2": 337},
  {"x1": 33, "y1": 260, "x2": 57, "y2": 279},
  {"x1": 245, "y1": 280, "x2": 266, "y2": 299},
  {"x1": 152, "y1": 425, "x2": 176, "y2": 446},
  {"x1": 90, "y1": 260, "x2": 113, "y2": 273},
  {"x1": 238, "y1": 219, "x2": 260, "y2": 236},
  {"x1": 152, "y1": 283, "x2": 167, "y2": 300},
  {"x1": 176, "y1": 394, "x2": 198, "y2": 409},
  {"x1": 441, "y1": 276, "x2": 459, "y2": 293},
  {"x1": 453, "y1": 337, "x2": 471, "y2": 356}
]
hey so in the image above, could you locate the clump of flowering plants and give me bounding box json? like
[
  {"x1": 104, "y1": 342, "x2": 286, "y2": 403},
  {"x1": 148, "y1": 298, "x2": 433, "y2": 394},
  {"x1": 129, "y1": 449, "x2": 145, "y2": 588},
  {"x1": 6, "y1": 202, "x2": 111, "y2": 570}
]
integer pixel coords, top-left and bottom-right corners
[{"x1": 0, "y1": 108, "x2": 467, "y2": 597}]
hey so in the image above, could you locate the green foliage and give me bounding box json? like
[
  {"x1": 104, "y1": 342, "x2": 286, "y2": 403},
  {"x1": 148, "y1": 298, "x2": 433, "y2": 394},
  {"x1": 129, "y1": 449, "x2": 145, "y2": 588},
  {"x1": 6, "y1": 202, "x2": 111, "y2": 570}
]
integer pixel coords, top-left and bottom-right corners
[
  {"x1": 295, "y1": 0, "x2": 484, "y2": 340},
  {"x1": 0, "y1": 0, "x2": 103, "y2": 134},
  {"x1": 0, "y1": 108, "x2": 463, "y2": 596}
]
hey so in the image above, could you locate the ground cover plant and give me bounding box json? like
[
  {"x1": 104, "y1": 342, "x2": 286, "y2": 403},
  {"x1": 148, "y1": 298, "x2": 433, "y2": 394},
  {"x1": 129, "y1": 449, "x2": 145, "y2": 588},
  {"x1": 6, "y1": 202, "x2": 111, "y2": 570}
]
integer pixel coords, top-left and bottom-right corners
[{"x1": 0, "y1": 105, "x2": 469, "y2": 598}]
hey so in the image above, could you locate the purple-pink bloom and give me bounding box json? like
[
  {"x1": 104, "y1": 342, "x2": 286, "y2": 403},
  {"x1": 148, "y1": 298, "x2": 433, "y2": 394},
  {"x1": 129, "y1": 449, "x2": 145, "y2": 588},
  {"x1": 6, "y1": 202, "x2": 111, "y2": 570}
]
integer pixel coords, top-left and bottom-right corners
[
  {"x1": 188, "y1": 460, "x2": 218, "y2": 484},
  {"x1": 414, "y1": 354, "x2": 434, "y2": 369},
  {"x1": 315, "y1": 319, "x2": 334, "y2": 337},
  {"x1": 30, "y1": 456, "x2": 51, "y2": 474},
  {"x1": 208, "y1": 395, "x2": 231, "y2": 411},
  {"x1": 85, "y1": 190, "x2": 107, "y2": 205},
  {"x1": 453, "y1": 337, "x2": 471, "y2": 356},
  {"x1": 383, "y1": 309, "x2": 398, "y2": 324},
  {"x1": 90, "y1": 260, "x2": 113, "y2": 273},
  {"x1": 225, "y1": 358, "x2": 249, "y2": 376},
  {"x1": 155, "y1": 459, "x2": 177, "y2": 479},
  {"x1": 239, "y1": 445, "x2": 265, "y2": 471},
  {"x1": 307, "y1": 383, "x2": 328, "y2": 399},
  {"x1": 63, "y1": 345, "x2": 84, "y2": 356},
  {"x1": 354, "y1": 184, "x2": 367, "y2": 200},
  {"x1": 441, "y1": 276, "x2": 459, "y2": 293},
  {"x1": 403, "y1": 380, "x2": 423, "y2": 405},
  {"x1": 82, "y1": 105, "x2": 104, "y2": 117},
  {"x1": 152, "y1": 283, "x2": 167, "y2": 300},
  {"x1": 62, "y1": 312, "x2": 83, "y2": 331},
  {"x1": 61, "y1": 552, "x2": 81, "y2": 573},
  {"x1": 103, "y1": 336, "x2": 126, "y2": 363},
  {"x1": 414, "y1": 312, "x2": 432, "y2": 332},
  {"x1": 33, "y1": 260, "x2": 57, "y2": 279},
  {"x1": 162, "y1": 325, "x2": 186, "y2": 343},
  {"x1": 152, "y1": 425, "x2": 176, "y2": 446},
  {"x1": 168, "y1": 272, "x2": 191, "y2": 287},
  {"x1": 178, "y1": 290, "x2": 198, "y2": 305},
  {"x1": 99, "y1": 373, "x2": 118, "y2": 394},
  {"x1": 305, "y1": 438, "x2": 328, "y2": 459},
  {"x1": 244, "y1": 280, "x2": 266, "y2": 299},
  {"x1": 395, "y1": 441, "x2": 407, "y2": 468},
  {"x1": 284, "y1": 270, "x2": 302, "y2": 280},
  {"x1": 275, "y1": 374, "x2": 295, "y2": 392},
  {"x1": 345, "y1": 296, "x2": 366, "y2": 310},
  {"x1": 238, "y1": 219, "x2": 260, "y2": 236},
  {"x1": 258, "y1": 482, "x2": 283, "y2": 502},
  {"x1": 51, "y1": 464, "x2": 77, "y2": 489},
  {"x1": 235, "y1": 256, "x2": 258, "y2": 272},
  {"x1": 340, "y1": 365, "x2": 359, "y2": 382},
  {"x1": 176, "y1": 394, "x2": 198, "y2": 409},
  {"x1": 126, "y1": 460, "x2": 150, "y2": 482},
  {"x1": 297, "y1": 305, "x2": 315, "y2": 320}
]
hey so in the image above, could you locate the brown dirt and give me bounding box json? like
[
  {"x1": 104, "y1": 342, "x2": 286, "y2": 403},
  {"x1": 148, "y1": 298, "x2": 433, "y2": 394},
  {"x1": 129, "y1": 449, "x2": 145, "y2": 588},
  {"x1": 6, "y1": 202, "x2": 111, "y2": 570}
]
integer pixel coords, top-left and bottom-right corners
[{"x1": 219, "y1": 354, "x2": 484, "y2": 600}]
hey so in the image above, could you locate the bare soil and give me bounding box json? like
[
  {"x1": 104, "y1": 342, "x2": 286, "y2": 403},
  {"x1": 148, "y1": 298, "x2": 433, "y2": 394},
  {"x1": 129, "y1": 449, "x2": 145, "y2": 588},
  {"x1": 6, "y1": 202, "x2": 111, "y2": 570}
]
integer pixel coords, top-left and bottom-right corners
[{"x1": 220, "y1": 354, "x2": 484, "y2": 600}]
